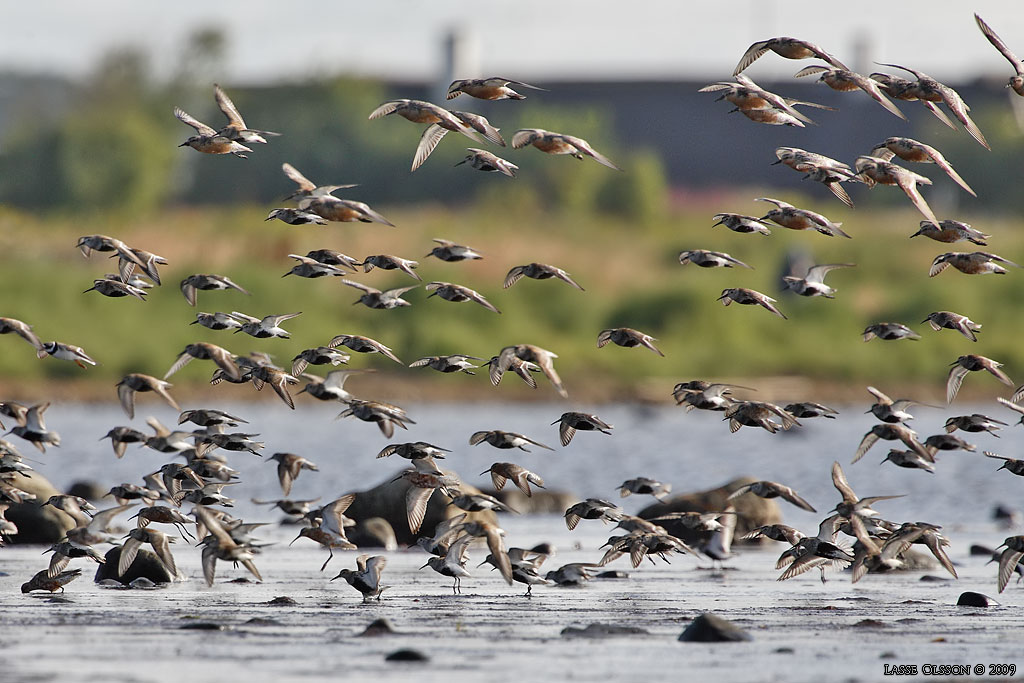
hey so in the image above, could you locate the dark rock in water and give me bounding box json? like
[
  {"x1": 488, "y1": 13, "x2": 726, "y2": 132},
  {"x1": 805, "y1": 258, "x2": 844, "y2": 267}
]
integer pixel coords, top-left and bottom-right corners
[
  {"x1": 345, "y1": 470, "x2": 495, "y2": 546},
  {"x1": 359, "y1": 618, "x2": 396, "y2": 637},
  {"x1": 639, "y1": 477, "x2": 781, "y2": 543},
  {"x1": 879, "y1": 652, "x2": 897, "y2": 659},
  {"x1": 348, "y1": 517, "x2": 398, "y2": 550},
  {"x1": 853, "y1": 619, "x2": 886, "y2": 628},
  {"x1": 179, "y1": 623, "x2": 226, "y2": 631},
  {"x1": 993, "y1": 504, "x2": 1021, "y2": 527},
  {"x1": 266, "y1": 596, "x2": 297, "y2": 606},
  {"x1": 385, "y1": 648, "x2": 429, "y2": 662},
  {"x1": 46, "y1": 597, "x2": 73, "y2": 604},
  {"x1": 919, "y1": 575, "x2": 950, "y2": 582},
  {"x1": 94, "y1": 546, "x2": 174, "y2": 585},
  {"x1": 561, "y1": 623, "x2": 649, "y2": 638},
  {"x1": 969, "y1": 544, "x2": 995, "y2": 557},
  {"x1": 678, "y1": 613, "x2": 752, "y2": 642},
  {"x1": 229, "y1": 577, "x2": 253, "y2": 583},
  {"x1": 595, "y1": 571, "x2": 629, "y2": 580},
  {"x1": 67, "y1": 480, "x2": 105, "y2": 501},
  {"x1": 774, "y1": 647, "x2": 795, "y2": 654},
  {"x1": 4, "y1": 473, "x2": 75, "y2": 544},
  {"x1": 488, "y1": 488, "x2": 577, "y2": 515},
  {"x1": 957, "y1": 592, "x2": 999, "y2": 607},
  {"x1": 246, "y1": 617, "x2": 283, "y2": 626}
]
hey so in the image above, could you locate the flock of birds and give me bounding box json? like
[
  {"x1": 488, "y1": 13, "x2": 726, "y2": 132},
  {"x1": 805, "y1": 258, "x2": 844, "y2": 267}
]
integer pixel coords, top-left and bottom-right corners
[{"x1": 3, "y1": 13, "x2": 1024, "y2": 601}]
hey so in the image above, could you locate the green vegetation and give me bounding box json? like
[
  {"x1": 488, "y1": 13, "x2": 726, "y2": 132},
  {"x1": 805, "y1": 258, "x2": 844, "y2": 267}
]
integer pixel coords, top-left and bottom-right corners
[{"x1": 1, "y1": 196, "x2": 1021, "y2": 403}]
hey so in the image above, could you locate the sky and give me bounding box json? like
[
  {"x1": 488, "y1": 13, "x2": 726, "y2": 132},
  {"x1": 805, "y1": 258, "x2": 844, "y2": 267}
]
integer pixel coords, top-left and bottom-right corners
[{"x1": 2, "y1": 1, "x2": 1023, "y2": 85}]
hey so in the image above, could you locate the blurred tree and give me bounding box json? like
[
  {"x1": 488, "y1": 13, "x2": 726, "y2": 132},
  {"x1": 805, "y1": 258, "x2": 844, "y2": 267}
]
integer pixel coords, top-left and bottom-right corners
[
  {"x1": 597, "y1": 148, "x2": 669, "y2": 224},
  {"x1": 59, "y1": 106, "x2": 176, "y2": 211}
]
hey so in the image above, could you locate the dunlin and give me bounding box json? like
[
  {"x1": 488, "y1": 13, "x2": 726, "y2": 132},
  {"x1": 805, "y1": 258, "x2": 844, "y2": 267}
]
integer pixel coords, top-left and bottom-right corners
[
  {"x1": 504, "y1": 262, "x2": 583, "y2": 290},
  {"x1": 947, "y1": 354, "x2": 1012, "y2": 403},
  {"x1": 923, "y1": 311, "x2": 982, "y2": 342},
  {"x1": 553, "y1": 412, "x2": 613, "y2": 446},
  {"x1": 862, "y1": 323, "x2": 920, "y2": 342},
  {"x1": 782, "y1": 263, "x2": 854, "y2": 298},
  {"x1": 455, "y1": 148, "x2": 518, "y2": 177},
  {"x1": 425, "y1": 238, "x2": 483, "y2": 262},
  {"x1": 481, "y1": 462, "x2": 545, "y2": 497},
  {"x1": 718, "y1": 288, "x2": 786, "y2": 318},
  {"x1": 678, "y1": 250, "x2": 752, "y2": 269},
  {"x1": 180, "y1": 273, "x2": 250, "y2": 307},
  {"x1": 597, "y1": 328, "x2": 663, "y2": 356}
]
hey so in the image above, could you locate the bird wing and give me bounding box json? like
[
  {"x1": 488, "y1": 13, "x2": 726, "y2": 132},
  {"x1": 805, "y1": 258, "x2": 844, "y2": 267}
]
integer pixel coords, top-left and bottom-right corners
[
  {"x1": 117, "y1": 537, "x2": 143, "y2": 576},
  {"x1": 462, "y1": 286, "x2": 500, "y2": 313},
  {"x1": 484, "y1": 528, "x2": 513, "y2": 585},
  {"x1": 976, "y1": 13, "x2": 1024, "y2": 75},
  {"x1": 174, "y1": 107, "x2": 216, "y2": 136},
  {"x1": 511, "y1": 129, "x2": 543, "y2": 149},
  {"x1": 552, "y1": 267, "x2": 584, "y2": 290},
  {"x1": 852, "y1": 431, "x2": 879, "y2": 464},
  {"x1": 998, "y1": 548, "x2": 1024, "y2": 592},
  {"x1": 180, "y1": 280, "x2": 198, "y2": 307},
  {"x1": 503, "y1": 266, "x2": 526, "y2": 289},
  {"x1": 213, "y1": 84, "x2": 246, "y2": 129},
  {"x1": 405, "y1": 486, "x2": 434, "y2": 534},
  {"x1": 895, "y1": 172, "x2": 939, "y2": 226},
  {"x1": 855, "y1": 74, "x2": 907, "y2": 120},
  {"x1": 412, "y1": 124, "x2": 449, "y2": 172},
  {"x1": 558, "y1": 422, "x2": 576, "y2": 447},
  {"x1": 523, "y1": 434, "x2": 554, "y2": 451},
  {"x1": 733, "y1": 40, "x2": 771, "y2": 75},
  {"x1": 920, "y1": 143, "x2": 976, "y2": 196},
  {"x1": 805, "y1": 263, "x2": 854, "y2": 284},
  {"x1": 756, "y1": 293, "x2": 787, "y2": 319},
  {"x1": 985, "y1": 252, "x2": 1021, "y2": 268},
  {"x1": 985, "y1": 361, "x2": 1014, "y2": 386},
  {"x1": 367, "y1": 100, "x2": 402, "y2": 120},
  {"x1": 282, "y1": 162, "x2": 315, "y2": 192},
  {"x1": 366, "y1": 555, "x2": 387, "y2": 584},
  {"x1": 946, "y1": 364, "x2": 970, "y2": 403},
  {"x1": 564, "y1": 135, "x2": 621, "y2": 170},
  {"x1": 779, "y1": 485, "x2": 816, "y2": 512},
  {"x1": 831, "y1": 461, "x2": 858, "y2": 502},
  {"x1": 534, "y1": 352, "x2": 567, "y2": 398},
  {"x1": 149, "y1": 532, "x2": 178, "y2": 577},
  {"x1": 341, "y1": 279, "x2": 378, "y2": 295},
  {"x1": 753, "y1": 196, "x2": 792, "y2": 210},
  {"x1": 117, "y1": 382, "x2": 137, "y2": 419},
  {"x1": 321, "y1": 494, "x2": 357, "y2": 536},
  {"x1": 228, "y1": 311, "x2": 259, "y2": 324}
]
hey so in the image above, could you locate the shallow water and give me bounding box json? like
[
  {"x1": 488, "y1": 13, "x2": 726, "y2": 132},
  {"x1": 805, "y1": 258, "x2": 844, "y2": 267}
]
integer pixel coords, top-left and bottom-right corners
[
  {"x1": 3, "y1": 401, "x2": 1023, "y2": 682},
  {"x1": 25, "y1": 400, "x2": 1024, "y2": 526}
]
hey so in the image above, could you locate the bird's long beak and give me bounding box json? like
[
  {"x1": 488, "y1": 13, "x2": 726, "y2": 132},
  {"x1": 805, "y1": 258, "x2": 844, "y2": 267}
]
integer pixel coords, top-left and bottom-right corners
[
  {"x1": 288, "y1": 534, "x2": 302, "y2": 547},
  {"x1": 419, "y1": 562, "x2": 430, "y2": 570},
  {"x1": 454, "y1": 159, "x2": 467, "y2": 167},
  {"x1": 178, "y1": 141, "x2": 189, "y2": 147}
]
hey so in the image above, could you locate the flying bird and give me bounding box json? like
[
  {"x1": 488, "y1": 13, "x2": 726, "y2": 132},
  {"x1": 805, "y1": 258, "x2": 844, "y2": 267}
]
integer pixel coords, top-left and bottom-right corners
[
  {"x1": 975, "y1": 14, "x2": 1024, "y2": 96},
  {"x1": 512, "y1": 129, "x2": 620, "y2": 170}
]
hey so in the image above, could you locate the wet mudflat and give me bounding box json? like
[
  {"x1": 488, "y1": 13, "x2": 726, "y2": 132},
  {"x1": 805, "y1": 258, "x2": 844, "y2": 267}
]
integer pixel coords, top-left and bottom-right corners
[{"x1": 2, "y1": 516, "x2": 1020, "y2": 683}]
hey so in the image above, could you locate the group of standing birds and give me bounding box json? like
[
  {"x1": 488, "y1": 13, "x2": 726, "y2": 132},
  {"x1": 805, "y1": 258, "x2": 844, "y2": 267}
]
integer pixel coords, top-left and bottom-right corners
[{"x1": 4, "y1": 13, "x2": 1024, "y2": 599}]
